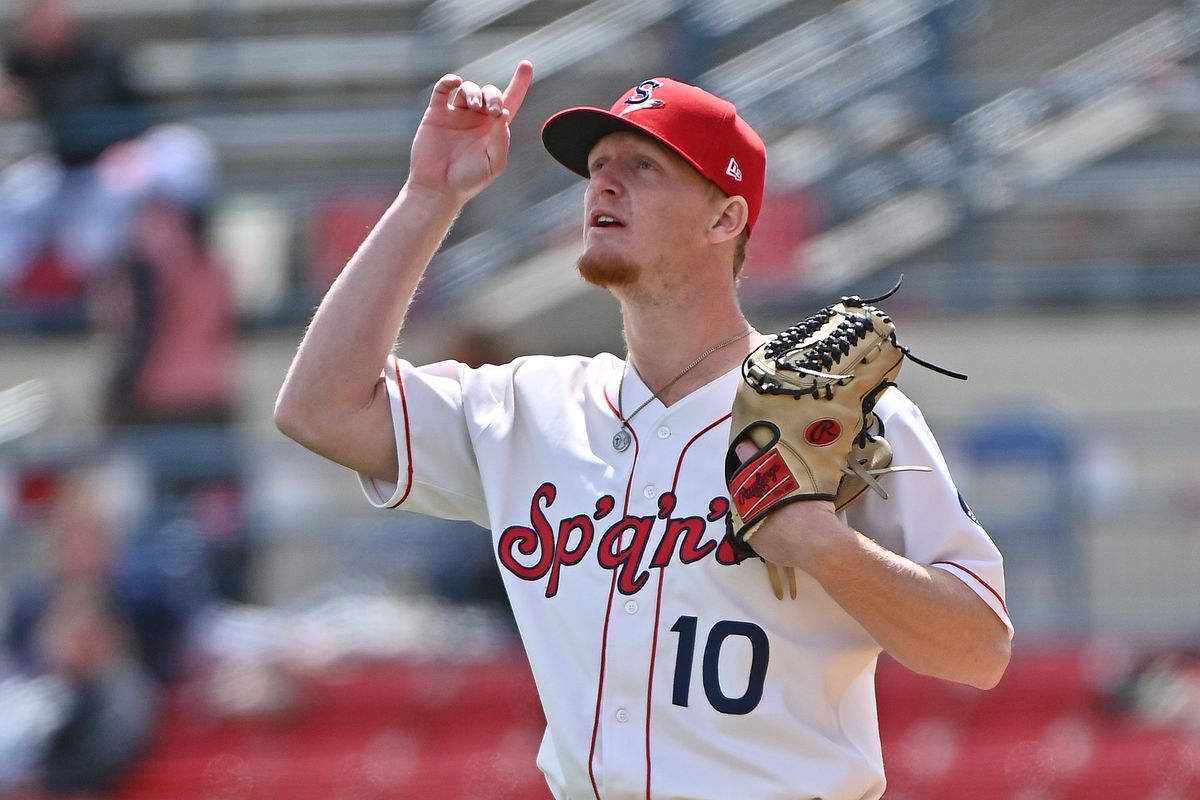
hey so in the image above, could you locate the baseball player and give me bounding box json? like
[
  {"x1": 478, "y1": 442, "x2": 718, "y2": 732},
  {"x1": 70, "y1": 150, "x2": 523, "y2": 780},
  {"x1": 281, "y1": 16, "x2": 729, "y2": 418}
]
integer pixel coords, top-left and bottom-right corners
[{"x1": 276, "y1": 61, "x2": 1012, "y2": 800}]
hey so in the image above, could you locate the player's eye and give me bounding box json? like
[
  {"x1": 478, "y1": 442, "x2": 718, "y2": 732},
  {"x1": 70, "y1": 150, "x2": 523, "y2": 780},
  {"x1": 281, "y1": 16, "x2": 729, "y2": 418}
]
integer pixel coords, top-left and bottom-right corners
[
  {"x1": 588, "y1": 158, "x2": 607, "y2": 175},
  {"x1": 637, "y1": 158, "x2": 654, "y2": 170}
]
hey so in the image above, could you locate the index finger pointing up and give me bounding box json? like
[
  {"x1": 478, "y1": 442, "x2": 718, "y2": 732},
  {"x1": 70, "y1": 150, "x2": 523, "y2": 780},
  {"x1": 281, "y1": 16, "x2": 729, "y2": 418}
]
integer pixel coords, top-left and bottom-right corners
[{"x1": 502, "y1": 61, "x2": 534, "y2": 119}]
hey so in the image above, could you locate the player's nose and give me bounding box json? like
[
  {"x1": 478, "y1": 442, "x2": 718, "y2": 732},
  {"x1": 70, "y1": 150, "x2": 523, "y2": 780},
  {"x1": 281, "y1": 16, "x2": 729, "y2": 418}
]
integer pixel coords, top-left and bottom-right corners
[{"x1": 587, "y1": 162, "x2": 625, "y2": 197}]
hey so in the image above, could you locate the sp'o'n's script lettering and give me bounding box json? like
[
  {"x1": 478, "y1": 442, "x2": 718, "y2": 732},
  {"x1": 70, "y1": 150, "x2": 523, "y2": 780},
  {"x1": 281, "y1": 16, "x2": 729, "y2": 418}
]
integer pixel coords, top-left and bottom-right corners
[{"x1": 497, "y1": 482, "x2": 741, "y2": 597}]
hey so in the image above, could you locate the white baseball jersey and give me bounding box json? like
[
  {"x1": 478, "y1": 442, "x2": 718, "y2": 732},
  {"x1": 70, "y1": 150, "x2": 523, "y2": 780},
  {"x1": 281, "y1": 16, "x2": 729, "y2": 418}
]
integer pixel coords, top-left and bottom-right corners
[{"x1": 359, "y1": 352, "x2": 1011, "y2": 800}]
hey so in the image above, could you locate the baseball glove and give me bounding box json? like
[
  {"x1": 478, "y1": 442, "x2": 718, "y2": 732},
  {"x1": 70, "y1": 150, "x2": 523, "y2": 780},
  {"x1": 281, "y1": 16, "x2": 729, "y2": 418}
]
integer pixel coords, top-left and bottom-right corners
[{"x1": 724, "y1": 281, "x2": 964, "y2": 598}]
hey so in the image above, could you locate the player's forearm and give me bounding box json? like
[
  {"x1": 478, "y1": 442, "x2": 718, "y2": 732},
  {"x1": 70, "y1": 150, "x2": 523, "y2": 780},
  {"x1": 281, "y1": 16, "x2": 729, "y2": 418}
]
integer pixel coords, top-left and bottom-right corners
[
  {"x1": 275, "y1": 183, "x2": 461, "y2": 450},
  {"x1": 753, "y1": 506, "x2": 1010, "y2": 689},
  {"x1": 810, "y1": 532, "x2": 1010, "y2": 689}
]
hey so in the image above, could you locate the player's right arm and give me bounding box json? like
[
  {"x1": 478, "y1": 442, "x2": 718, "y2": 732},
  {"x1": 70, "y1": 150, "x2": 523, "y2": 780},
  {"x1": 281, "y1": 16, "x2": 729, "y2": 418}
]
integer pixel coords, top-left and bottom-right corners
[{"x1": 274, "y1": 62, "x2": 534, "y2": 482}]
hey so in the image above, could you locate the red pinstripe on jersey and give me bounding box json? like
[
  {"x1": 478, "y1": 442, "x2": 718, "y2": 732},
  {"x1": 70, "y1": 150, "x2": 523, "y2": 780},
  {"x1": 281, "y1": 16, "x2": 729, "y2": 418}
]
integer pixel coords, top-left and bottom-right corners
[
  {"x1": 932, "y1": 560, "x2": 1008, "y2": 614},
  {"x1": 588, "y1": 569, "x2": 622, "y2": 800},
  {"x1": 644, "y1": 569, "x2": 666, "y2": 799},
  {"x1": 386, "y1": 355, "x2": 414, "y2": 509}
]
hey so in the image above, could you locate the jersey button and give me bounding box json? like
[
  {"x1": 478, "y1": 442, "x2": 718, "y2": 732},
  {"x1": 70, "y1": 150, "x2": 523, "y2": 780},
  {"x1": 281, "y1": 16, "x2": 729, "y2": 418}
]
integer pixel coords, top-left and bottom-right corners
[
  {"x1": 615, "y1": 708, "x2": 630, "y2": 723},
  {"x1": 643, "y1": 485, "x2": 657, "y2": 499},
  {"x1": 624, "y1": 600, "x2": 638, "y2": 615},
  {"x1": 656, "y1": 426, "x2": 670, "y2": 439}
]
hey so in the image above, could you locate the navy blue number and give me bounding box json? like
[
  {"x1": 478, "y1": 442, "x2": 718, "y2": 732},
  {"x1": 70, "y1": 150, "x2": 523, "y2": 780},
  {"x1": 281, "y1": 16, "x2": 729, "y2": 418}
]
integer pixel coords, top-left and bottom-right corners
[
  {"x1": 669, "y1": 615, "x2": 698, "y2": 707},
  {"x1": 670, "y1": 616, "x2": 769, "y2": 715}
]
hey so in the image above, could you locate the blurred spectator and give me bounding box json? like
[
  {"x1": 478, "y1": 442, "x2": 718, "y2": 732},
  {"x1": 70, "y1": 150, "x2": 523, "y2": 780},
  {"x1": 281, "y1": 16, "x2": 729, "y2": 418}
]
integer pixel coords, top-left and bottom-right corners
[
  {"x1": 0, "y1": 470, "x2": 168, "y2": 797},
  {"x1": 0, "y1": 0, "x2": 216, "y2": 319},
  {"x1": 98, "y1": 199, "x2": 236, "y2": 430},
  {"x1": 0, "y1": 0, "x2": 151, "y2": 170},
  {"x1": 90, "y1": 193, "x2": 252, "y2": 605},
  {"x1": 4, "y1": 469, "x2": 201, "y2": 686},
  {"x1": 26, "y1": 582, "x2": 159, "y2": 796}
]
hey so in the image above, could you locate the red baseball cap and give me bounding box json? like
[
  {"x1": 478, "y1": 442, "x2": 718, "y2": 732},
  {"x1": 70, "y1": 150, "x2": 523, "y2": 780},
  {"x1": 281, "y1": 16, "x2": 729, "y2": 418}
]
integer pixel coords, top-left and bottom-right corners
[{"x1": 541, "y1": 77, "x2": 767, "y2": 235}]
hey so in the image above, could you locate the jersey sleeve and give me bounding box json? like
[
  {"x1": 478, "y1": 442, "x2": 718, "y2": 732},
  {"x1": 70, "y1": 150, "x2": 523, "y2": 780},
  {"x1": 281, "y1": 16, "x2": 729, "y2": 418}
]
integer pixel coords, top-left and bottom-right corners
[
  {"x1": 844, "y1": 389, "x2": 1013, "y2": 638},
  {"x1": 357, "y1": 354, "x2": 500, "y2": 527}
]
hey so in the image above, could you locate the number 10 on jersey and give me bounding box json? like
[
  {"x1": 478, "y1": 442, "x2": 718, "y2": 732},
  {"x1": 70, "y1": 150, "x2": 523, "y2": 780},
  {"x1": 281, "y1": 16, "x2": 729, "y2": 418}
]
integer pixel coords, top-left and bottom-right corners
[{"x1": 670, "y1": 616, "x2": 769, "y2": 715}]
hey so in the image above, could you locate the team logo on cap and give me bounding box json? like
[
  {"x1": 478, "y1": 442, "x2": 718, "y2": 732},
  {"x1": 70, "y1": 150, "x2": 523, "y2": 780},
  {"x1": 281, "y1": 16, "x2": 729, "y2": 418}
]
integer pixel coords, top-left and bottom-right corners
[
  {"x1": 726, "y1": 158, "x2": 743, "y2": 181},
  {"x1": 618, "y1": 79, "x2": 666, "y2": 117}
]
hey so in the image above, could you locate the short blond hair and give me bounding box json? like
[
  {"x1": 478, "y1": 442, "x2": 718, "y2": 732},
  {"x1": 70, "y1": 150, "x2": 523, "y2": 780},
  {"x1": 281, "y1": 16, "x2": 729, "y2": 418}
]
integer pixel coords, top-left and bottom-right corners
[{"x1": 733, "y1": 229, "x2": 749, "y2": 279}]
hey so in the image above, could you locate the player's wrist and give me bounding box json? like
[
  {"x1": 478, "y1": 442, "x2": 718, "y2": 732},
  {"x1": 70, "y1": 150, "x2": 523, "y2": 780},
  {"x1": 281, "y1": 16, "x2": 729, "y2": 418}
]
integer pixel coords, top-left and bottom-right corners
[
  {"x1": 401, "y1": 179, "x2": 471, "y2": 211},
  {"x1": 750, "y1": 500, "x2": 855, "y2": 571}
]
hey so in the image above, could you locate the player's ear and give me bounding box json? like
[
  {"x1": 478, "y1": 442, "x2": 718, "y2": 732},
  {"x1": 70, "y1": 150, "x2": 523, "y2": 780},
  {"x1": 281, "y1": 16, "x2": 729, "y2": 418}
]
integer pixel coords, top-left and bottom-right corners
[{"x1": 708, "y1": 195, "x2": 749, "y2": 246}]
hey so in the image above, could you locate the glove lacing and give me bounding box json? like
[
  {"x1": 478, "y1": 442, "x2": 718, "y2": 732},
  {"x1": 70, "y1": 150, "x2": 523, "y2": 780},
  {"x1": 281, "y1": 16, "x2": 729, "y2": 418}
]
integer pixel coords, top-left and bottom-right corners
[
  {"x1": 843, "y1": 407, "x2": 933, "y2": 501},
  {"x1": 841, "y1": 452, "x2": 932, "y2": 501},
  {"x1": 754, "y1": 310, "x2": 879, "y2": 400}
]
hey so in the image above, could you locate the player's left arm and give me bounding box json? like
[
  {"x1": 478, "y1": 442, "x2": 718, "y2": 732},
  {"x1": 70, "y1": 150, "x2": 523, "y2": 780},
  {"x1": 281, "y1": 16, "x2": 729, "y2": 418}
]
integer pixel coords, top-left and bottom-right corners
[{"x1": 750, "y1": 508, "x2": 1011, "y2": 689}]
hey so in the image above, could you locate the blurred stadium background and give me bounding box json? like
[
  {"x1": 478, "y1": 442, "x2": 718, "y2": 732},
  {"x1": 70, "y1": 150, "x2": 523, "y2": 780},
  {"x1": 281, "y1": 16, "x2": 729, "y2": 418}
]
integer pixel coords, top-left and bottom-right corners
[{"x1": 2, "y1": 0, "x2": 1200, "y2": 797}]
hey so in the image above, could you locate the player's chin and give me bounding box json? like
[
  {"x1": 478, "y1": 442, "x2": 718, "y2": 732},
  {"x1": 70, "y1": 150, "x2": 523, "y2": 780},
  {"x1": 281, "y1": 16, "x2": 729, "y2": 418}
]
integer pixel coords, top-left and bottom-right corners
[{"x1": 576, "y1": 251, "x2": 640, "y2": 288}]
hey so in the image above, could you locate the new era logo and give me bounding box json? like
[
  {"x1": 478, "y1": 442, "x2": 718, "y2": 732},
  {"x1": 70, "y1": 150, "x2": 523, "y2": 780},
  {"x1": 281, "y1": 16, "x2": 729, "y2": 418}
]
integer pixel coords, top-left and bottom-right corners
[{"x1": 725, "y1": 158, "x2": 743, "y2": 181}]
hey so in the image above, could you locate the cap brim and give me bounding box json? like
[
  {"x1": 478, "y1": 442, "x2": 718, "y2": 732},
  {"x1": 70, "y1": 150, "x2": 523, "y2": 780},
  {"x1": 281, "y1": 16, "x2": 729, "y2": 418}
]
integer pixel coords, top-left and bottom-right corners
[{"x1": 541, "y1": 106, "x2": 705, "y2": 181}]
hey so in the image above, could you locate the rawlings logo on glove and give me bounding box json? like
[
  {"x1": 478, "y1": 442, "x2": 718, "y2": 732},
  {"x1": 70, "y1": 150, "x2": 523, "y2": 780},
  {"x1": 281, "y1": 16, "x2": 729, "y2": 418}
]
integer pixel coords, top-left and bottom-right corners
[{"x1": 728, "y1": 424, "x2": 800, "y2": 521}]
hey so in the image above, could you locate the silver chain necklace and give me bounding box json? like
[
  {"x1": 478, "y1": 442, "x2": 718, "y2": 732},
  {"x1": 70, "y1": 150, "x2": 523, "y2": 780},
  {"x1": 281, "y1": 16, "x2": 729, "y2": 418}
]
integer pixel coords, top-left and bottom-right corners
[{"x1": 612, "y1": 328, "x2": 752, "y2": 453}]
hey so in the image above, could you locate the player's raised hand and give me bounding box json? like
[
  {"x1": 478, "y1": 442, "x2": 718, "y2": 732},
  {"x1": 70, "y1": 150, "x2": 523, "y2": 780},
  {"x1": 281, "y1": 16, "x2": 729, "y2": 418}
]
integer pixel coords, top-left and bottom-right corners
[{"x1": 407, "y1": 60, "x2": 534, "y2": 203}]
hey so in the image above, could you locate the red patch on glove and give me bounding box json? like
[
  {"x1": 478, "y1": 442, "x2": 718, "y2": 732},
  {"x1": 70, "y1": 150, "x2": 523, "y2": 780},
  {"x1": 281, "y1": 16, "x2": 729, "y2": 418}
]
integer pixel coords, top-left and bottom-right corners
[{"x1": 729, "y1": 447, "x2": 800, "y2": 522}]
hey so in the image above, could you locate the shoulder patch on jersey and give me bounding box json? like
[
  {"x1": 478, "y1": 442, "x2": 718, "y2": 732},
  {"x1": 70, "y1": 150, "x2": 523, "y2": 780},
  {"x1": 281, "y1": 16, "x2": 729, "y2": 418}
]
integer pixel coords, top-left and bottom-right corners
[{"x1": 958, "y1": 491, "x2": 980, "y2": 525}]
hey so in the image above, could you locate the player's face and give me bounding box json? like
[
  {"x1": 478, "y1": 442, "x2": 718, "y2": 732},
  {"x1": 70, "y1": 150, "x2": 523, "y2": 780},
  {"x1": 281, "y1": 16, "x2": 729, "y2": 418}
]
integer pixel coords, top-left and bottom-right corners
[{"x1": 577, "y1": 132, "x2": 722, "y2": 290}]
